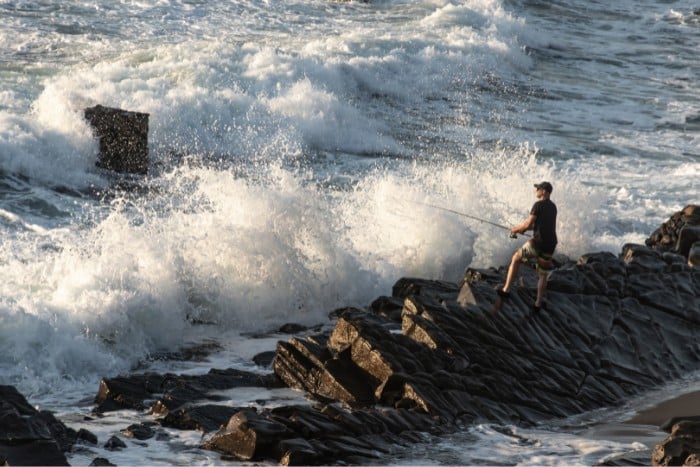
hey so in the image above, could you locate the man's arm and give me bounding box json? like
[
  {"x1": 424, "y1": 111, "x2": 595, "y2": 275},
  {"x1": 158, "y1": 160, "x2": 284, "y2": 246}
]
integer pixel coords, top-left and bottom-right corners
[{"x1": 510, "y1": 214, "x2": 536, "y2": 235}]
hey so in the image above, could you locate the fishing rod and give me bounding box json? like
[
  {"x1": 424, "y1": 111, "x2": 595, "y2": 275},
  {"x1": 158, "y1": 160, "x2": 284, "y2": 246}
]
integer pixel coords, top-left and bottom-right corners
[{"x1": 402, "y1": 199, "x2": 530, "y2": 238}]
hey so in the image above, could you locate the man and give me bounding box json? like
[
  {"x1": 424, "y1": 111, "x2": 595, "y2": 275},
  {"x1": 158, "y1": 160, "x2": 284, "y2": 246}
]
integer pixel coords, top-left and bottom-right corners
[{"x1": 498, "y1": 181, "x2": 558, "y2": 311}]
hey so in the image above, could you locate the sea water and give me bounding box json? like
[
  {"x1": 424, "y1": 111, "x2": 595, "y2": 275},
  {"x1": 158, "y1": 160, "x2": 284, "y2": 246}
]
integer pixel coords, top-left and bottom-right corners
[{"x1": 0, "y1": 0, "x2": 698, "y2": 465}]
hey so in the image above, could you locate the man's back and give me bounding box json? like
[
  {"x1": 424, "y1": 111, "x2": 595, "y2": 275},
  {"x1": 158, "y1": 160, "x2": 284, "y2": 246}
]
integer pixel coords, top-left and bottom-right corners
[{"x1": 531, "y1": 199, "x2": 557, "y2": 254}]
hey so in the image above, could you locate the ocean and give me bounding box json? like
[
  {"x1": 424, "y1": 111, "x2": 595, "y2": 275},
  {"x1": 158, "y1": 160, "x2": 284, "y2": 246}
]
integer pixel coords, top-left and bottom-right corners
[{"x1": 1, "y1": 0, "x2": 698, "y2": 465}]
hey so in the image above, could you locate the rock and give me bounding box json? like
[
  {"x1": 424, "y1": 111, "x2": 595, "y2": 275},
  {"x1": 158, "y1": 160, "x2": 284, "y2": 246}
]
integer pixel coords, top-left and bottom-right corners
[
  {"x1": 277, "y1": 438, "x2": 321, "y2": 466},
  {"x1": 103, "y1": 435, "x2": 127, "y2": 451},
  {"x1": 253, "y1": 350, "x2": 276, "y2": 367},
  {"x1": 201, "y1": 403, "x2": 425, "y2": 464},
  {"x1": 661, "y1": 416, "x2": 700, "y2": 433},
  {"x1": 94, "y1": 372, "x2": 163, "y2": 413},
  {"x1": 652, "y1": 419, "x2": 700, "y2": 466},
  {"x1": 679, "y1": 226, "x2": 700, "y2": 258},
  {"x1": 77, "y1": 428, "x2": 98, "y2": 445},
  {"x1": 689, "y1": 241, "x2": 700, "y2": 267},
  {"x1": 89, "y1": 458, "x2": 116, "y2": 466},
  {"x1": 0, "y1": 385, "x2": 74, "y2": 466},
  {"x1": 272, "y1": 330, "x2": 377, "y2": 407},
  {"x1": 160, "y1": 404, "x2": 243, "y2": 432},
  {"x1": 646, "y1": 204, "x2": 700, "y2": 263},
  {"x1": 120, "y1": 423, "x2": 155, "y2": 440},
  {"x1": 84, "y1": 105, "x2": 149, "y2": 175},
  {"x1": 95, "y1": 368, "x2": 282, "y2": 415},
  {"x1": 203, "y1": 409, "x2": 292, "y2": 460},
  {"x1": 278, "y1": 323, "x2": 310, "y2": 334}
]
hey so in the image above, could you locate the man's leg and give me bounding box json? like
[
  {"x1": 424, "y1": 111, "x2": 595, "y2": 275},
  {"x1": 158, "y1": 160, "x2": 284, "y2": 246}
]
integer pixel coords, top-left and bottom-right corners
[
  {"x1": 502, "y1": 249, "x2": 522, "y2": 293},
  {"x1": 534, "y1": 252, "x2": 554, "y2": 308},
  {"x1": 535, "y1": 273, "x2": 547, "y2": 307}
]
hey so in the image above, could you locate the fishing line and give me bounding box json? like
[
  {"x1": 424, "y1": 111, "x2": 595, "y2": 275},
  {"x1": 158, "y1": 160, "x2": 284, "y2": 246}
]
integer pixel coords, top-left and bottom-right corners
[{"x1": 397, "y1": 199, "x2": 530, "y2": 238}]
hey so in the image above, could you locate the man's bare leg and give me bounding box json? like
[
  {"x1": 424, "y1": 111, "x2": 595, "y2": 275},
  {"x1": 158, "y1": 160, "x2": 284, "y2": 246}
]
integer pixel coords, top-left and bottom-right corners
[
  {"x1": 502, "y1": 250, "x2": 522, "y2": 293},
  {"x1": 535, "y1": 273, "x2": 547, "y2": 307}
]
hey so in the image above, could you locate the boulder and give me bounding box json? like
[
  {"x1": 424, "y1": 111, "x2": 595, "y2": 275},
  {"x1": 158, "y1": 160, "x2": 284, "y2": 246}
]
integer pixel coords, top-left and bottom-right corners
[
  {"x1": 646, "y1": 204, "x2": 700, "y2": 263},
  {"x1": 160, "y1": 404, "x2": 244, "y2": 432},
  {"x1": 84, "y1": 105, "x2": 149, "y2": 175},
  {"x1": 690, "y1": 241, "x2": 700, "y2": 267},
  {"x1": 202, "y1": 409, "x2": 293, "y2": 460},
  {"x1": 652, "y1": 419, "x2": 700, "y2": 466},
  {"x1": 0, "y1": 385, "x2": 82, "y2": 466},
  {"x1": 679, "y1": 225, "x2": 700, "y2": 258}
]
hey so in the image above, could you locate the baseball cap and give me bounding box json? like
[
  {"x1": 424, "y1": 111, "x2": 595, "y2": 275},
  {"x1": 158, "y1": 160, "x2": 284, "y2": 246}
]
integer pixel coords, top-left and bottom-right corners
[{"x1": 534, "y1": 181, "x2": 553, "y2": 193}]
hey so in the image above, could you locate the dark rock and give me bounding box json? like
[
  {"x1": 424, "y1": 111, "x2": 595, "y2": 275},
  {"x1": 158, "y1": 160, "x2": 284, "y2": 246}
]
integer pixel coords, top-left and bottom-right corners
[
  {"x1": 689, "y1": 242, "x2": 700, "y2": 267},
  {"x1": 652, "y1": 419, "x2": 700, "y2": 466},
  {"x1": 597, "y1": 449, "x2": 652, "y2": 466},
  {"x1": 95, "y1": 368, "x2": 281, "y2": 415},
  {"x1": 661, "y1": 416, "x2": 700, "y2": 433},
  {"x1": 272, "y1": 331, "x2": 376, "y2": 407},
  {"x1": 0, "y1": 385, "x2": 74, "y2": 466},
  {"x1": 679, "y1": 225, "x2": 700, "y2": 258},
  {"x1": 276, "y1": 437, "x2": 321, "y2": 466},
  {"x1": 84, "y1": 105, "x2": 149, "y2": 174},
  {"x1": 150, "y1": 340, "x2": 223, "y2": 362},
  {"x1": 622, "y1": 243, "x2": 668, "y2": 274},
  {"x1": 646, "y1": 205, "x2": 700, "y2": 263},
  {"x1": 35, "y1": 410, "x2": 79, "y2": 452},
  {"x1": 278, "y1": 323, "x2": 309, "y2": 334},
  {"x1": 94, "y1": 372, "x2": 163, "y2": 413},
  {"x1": 203, "y1": 409, "x2": 292, "y2": 460},
  {"x1": 0, "y1": 385, "x2": 37, "y2": 416},
  {"x1": 90, "y1": 457, "x2": 117, "y2": 466},
  {"x1": 253, "y1": 350, "x2": 276, "y2": 367},
  {"x1": 77, "y1": 428, "x2": 98, "y2": 445},
  {"x1": 120, "y1": 422, "x2": 155, "y2": 440},
  {"x1": 103, "y1": 435, "x2": 127, "y2": 451},
  {"x1": 0, "y1": 442, "x2": 69, "y2": 467},
  {"x1": 392, "y1": 277, "x2": 460, "y2": 301},
  {"x1": 160, "y1": 404, "x2": 243, "y2": 432},
  {"x1": 368, "y1": 295, "x2": 405, "y2": 322}
]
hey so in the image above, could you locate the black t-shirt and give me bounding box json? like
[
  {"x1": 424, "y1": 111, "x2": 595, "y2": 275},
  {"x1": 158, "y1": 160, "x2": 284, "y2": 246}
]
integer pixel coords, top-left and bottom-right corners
[{"x1": 530, "y1": 199, "x2": 558, "y2": 254}]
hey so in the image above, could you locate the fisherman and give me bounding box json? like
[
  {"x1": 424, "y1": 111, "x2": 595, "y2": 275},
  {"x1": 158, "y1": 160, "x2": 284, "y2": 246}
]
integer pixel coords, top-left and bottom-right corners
[{"x1": 498, "y1": 181, "x2": 558, "y2": 311}]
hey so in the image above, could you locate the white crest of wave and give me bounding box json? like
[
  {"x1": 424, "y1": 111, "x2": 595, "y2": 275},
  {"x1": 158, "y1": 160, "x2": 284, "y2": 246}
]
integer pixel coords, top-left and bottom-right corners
[
  {"x1": 265, "y1": 78, "x2": 402, "y2": 155},
  {"x1": 0, "y1": 108, "x2": 100, "y2": 188}
]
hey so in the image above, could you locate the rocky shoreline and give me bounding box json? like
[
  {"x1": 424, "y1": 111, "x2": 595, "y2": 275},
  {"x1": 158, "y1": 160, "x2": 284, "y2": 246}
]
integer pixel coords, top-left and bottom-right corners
[{"x1": 1, "y1": 205, "x2": 699, "y2": 466}]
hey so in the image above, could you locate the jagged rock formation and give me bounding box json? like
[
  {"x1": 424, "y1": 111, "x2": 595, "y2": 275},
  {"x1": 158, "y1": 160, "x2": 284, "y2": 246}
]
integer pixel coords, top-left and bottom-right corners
[{"x1": 202, "y1": 242, "x2": 700, "y2": 464}]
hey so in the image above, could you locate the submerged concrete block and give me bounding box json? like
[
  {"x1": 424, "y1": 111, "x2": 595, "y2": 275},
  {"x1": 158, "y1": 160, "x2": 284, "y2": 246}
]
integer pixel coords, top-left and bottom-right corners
[{"x1": 84, "y1": 105, "x2": 149, "y2": 175}]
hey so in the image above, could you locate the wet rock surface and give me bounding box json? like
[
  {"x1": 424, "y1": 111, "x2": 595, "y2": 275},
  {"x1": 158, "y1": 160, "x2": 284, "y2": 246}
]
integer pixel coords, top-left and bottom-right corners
[
  {"x1": 2, "y1": 209, "x2": 700, "y2": 465},
  {"x1": 652, "y1": 418, "x2": 700, "y2": 466},
  {"x1": 0, "y1": 385, "x2": 90, "y2": 466},
  {"x1": 646, "y1": 204, "x2": 700, "y2": 264}
]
